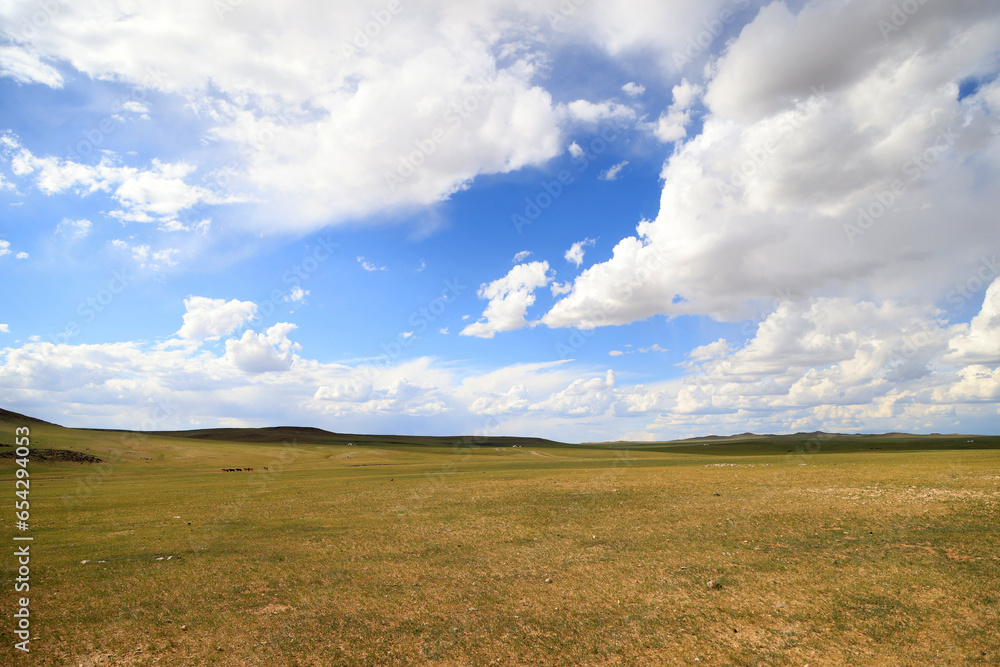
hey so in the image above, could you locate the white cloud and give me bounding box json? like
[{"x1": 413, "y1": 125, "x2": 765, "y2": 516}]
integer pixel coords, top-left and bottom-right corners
[
  {"x1": 611, "y1": 343, "x2": 668, "y2": 357},
  {"x1": 461, "y1": 261, "x2": 552, "y2": 338},
  {"x1": 0, "y1": 1, "x2": 610, "y2": 231},
  {"x1": 225, "y1": 322, "x2": 301, "y2": 373},
  {"x1": 284, "y1": 286, "x2": 309, "y2": 304},
  {"x1": 564, "y1": 238, "x2": 596, "y2": 267},
  {"x1": 0, "y1": 240, "x2": 9, "y2": 257},
  {"x1": 55, "y1": 218, "x2": 92, "y2": 239},
  {"x1": 0, "y1": 324, "x2": 8, "y2": 333},
  {"x1": 946, "y1": 277, "x2": 1000, "y2": 365},
  {"x1": 357, "y1": 256, "x2": 386, "y2": 272},
  {"x1": 125, "y1": 244, "x2": 179, "y2": 270},
  {"x1": 532, "y1": 370, "x2": 616, "y2": 417},
  {"x1": 568, "y1": 142, "x2": 585, "y2": 159},
  {"x1": 564, "y1": 99, "x2": 636, "y2": 125},
  {"x1": 550, "y1": 281, "x2": 572, "y2": 297},
  {"x1": 4, "y1": 135, "x2": 246, "y2": 226},
  {"x1": 121, "y1": 100, "x2": 149, "y2": 114},
  {"x1": 621, "y1": 82, "x2": 645, "y2": 97},
  {"x1": 544, "y1": 2, "x2": 1000, "y2": 331},
  {"x1": 2, "y1": 283, "x2": 1000, "y2": 440},
  {"x1": 439, "y1": 327, "x2": 449, "y2": 335},
  {"x1": 177, "y1": 296, "x2": 258, "y2": 341},
  {"x1": 687, "y1": 338, "x2": 730, "y2": 363},
  {"x1": 15, "y1": 252, "x2": 27, "y2": 260},
  {"x1": 598, "y1": 161, "x2": 628, "y2": 181},
  {"x1": 512, "y1": 250, "x2": 533, "y2": 263},
  {"x1": 0, "y1": 46, "x2": 63, "y2": 88},
  {"x1": 670, "y1": 296, "x2": 954, "y2": 424},
  {"x1": 470, "y1": 383, "x2": 531, "y2": 415},
  {"x1": 652, "y1": 78, "x2": 702, "y2": 143}
]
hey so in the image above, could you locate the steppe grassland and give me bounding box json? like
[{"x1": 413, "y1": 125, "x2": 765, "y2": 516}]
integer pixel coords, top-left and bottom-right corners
[{"x1": 2, "y1": 423, "x2": 999, "y2": 665}]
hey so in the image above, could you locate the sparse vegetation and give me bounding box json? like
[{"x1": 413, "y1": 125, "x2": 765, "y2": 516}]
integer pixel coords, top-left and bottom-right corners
[{"x1": 2, "y1": 412, "x2": 998, "y2": 665}]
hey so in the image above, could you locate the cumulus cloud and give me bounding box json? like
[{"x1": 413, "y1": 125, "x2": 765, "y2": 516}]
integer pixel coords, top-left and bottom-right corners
[
  {"x1": 652, "y1": 78, "x2": 702, "y2": 142},
  {"x1": 0, "y1": 324, "x2": 8, "y2": 333},
  {"x1": 0, "y1": 240, "x2": 9, "y2": 257},
  {"x1": 225, "y1": 322, "x2": 300, "y2": 373},
  {"x1": 550, "y1": 281, "x2": 573, "y2": 297},
  {"x1": 667, "y1": 295, "x2": 959, "y2": 429},
  {"x1": 946, "y1": 277, "x2": 1000, "y2": 364},
  {"x1": 2, "y1": 283, "x2": 1000, "y2": 439},
  {"x1": 284, "y1": 286, "x2": 309, "y2": 304},
  {"x1": 177, "y1": 296, "x2": 258, "y2": 341},
  {"x1": 4, "y1": 135, "x2": 245, "y2": 226},
  {"x1": 621, "y1": 82, "x2": 645, "y2": 97},
  {"x1": 532, "y1": 370, "x2": 616, "y2": 417},
  {"x1": 461, "y1": 261, "x2": 552, "y2": 338},
  {"x1": 0, "y1": 0, "x2": 751, "y2": 232},
  {"x1": 564, "y1": 238, "x2": 597, "y2": 267},
  {"x1": 687, "y1": 338, "x2": 731, "y2": 363},
  {"x1": 544, "y1": 1, "x2": 1000, "y2": 330}
]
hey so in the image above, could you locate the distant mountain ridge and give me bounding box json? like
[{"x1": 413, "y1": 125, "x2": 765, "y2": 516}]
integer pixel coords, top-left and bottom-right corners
[{"x1": 0, "y1": 406, "x2": 990, "y2": 447}]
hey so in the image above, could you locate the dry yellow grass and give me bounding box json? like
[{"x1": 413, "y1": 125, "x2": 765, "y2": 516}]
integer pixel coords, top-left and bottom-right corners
[{"x1": 1, "y1": 423, "x2": 998, "y2": 665}]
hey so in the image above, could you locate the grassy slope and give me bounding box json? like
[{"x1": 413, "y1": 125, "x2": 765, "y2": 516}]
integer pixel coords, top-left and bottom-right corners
[{"x1": 1, "y1": 416, "x2": 998, "y2": 665}]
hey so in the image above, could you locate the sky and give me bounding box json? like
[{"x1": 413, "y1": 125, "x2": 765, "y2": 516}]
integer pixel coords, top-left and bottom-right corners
[{"x1": 0, "y1": 0, "x2": 999, "y2": 442}]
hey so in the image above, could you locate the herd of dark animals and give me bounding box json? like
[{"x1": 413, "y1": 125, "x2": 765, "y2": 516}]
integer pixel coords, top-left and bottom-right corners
[{"x1": 220, "y1": 467, "x2": 267, "y2": 472}]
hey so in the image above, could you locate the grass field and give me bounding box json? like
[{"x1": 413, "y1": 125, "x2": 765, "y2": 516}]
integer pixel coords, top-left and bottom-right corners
[{"x1": 2, "y1": 413, "x2": 999, "y2": 665}]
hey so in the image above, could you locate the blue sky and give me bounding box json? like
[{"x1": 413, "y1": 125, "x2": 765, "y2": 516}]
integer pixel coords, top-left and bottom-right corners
[{"x1": 1, "y1": 0, "x2": 999, "y2": 441}]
